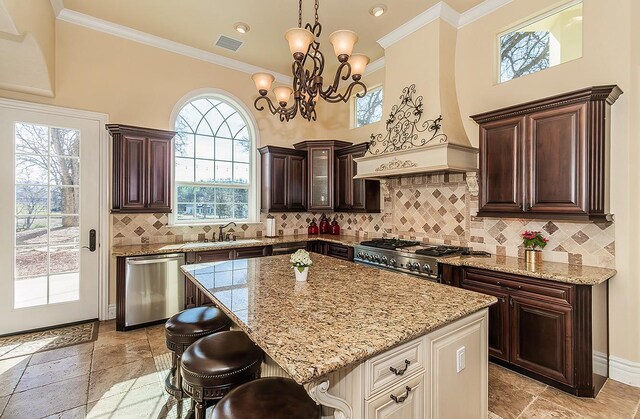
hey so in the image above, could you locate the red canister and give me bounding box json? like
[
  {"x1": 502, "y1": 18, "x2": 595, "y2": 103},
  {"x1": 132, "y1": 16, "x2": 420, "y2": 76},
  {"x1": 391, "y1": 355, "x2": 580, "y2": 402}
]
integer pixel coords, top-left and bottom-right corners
[
  {"x1": 319, "y1": 214, "x2": 330, "y2": 234},
  {"x1": 331, "y1": 217, "x2": 340, "y2": 235},
  {"x1": 308, "y1": 219, "x2": 319, "y2": 235}
]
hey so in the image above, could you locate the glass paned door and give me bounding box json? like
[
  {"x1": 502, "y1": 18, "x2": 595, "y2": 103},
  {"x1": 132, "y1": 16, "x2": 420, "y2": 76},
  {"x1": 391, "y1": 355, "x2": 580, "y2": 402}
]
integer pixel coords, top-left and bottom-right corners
[
  {"x1": 14, "y1": 123, "x2": 81, "y2": 308},
  {"x1": 0, "y1": 105, "x2": 101, "y2": 335}
]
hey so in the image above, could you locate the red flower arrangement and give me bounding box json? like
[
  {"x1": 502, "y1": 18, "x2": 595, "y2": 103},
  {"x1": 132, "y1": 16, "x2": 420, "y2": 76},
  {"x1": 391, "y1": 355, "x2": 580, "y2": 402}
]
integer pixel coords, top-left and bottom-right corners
[{"x1": 521, "y1": 230, "x2": 549, "y2": 250}]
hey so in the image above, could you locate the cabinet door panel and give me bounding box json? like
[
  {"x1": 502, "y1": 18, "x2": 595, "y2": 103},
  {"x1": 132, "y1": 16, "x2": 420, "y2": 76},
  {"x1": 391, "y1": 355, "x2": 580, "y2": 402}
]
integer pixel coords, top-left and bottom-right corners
[
  {"x1": 479, "y1": 117, "x2": 525, "y2": 214},
  {"x1": 527, "y1": 103, "x2": 587, "y2": 214},
  {"x1": 308, "y1": 147, "x2": 333, "y2": 211},
  {"x1": 147, "y1": 138, "x2": 171, "y2": 210},
  {"x1": 510, "y1": 295, "x2": 573, "y2": 385},
  {"x1": 287, "y1": 155, "x2": 307, "y2": 210},
  {"x1": 122, "y1": 136, "x2": 146, "y2": 210},
  {"x1": 335, "y1": 154, "x2": 351, "y2": 211},
  {"x1": 234, "y1": 246, "x2": 272, "y2": 259},
  {"x1": 195, "y1": 249, "x2": 234, "y2": 264},
  {"x1": 269, "y1": 155, "x2": 288, "y2": 211},
  {"x1": 461, "y1": 282, "x2": 509, "y2": 361}
]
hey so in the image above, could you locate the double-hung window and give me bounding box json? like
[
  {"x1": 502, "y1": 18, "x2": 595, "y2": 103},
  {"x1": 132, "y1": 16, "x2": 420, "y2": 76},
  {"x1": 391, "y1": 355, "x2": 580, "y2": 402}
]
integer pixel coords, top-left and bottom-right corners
[{"x1": 173, "y1": 96, "x2": 255, "y2": 223}]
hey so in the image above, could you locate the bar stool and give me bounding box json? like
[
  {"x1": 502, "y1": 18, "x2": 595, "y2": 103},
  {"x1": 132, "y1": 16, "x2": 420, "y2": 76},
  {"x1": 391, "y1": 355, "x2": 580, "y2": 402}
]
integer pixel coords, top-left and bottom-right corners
[
  {"x1": 180, "y1": 330, "x2": 264, "y2": 419},
  {"x1": 211, "y1": 377, "x2": 320, "y2": 419},
  {"x1": 164, "y1": 306, "x2": 232, "y2": 399}
]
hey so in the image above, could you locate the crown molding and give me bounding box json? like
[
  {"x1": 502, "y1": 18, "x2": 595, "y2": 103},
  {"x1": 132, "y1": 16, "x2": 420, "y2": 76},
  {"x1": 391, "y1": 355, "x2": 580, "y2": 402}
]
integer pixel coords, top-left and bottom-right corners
[
  {"x1": 458, "y1": 0, "x2": 513, "y2": 28},
  {"x1": 377, "y1": 0, "x2": 513, "y2": 49},
  {"x1": 56, "y1": 8, "x2": 292, "y2": 84},
  {"x1": 49, "y1": 0, "x2": 65, "y2": 17},
  {"x1": 0, "y1": 0, "x2": 19, "y2": 35},
  {"x1": 365, "y1": 57, "x2": 385, "y2": 76}
]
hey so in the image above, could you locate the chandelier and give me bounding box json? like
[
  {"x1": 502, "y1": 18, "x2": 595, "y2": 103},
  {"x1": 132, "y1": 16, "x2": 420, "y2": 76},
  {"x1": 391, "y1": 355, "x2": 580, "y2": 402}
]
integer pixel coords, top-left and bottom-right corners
[{"x1": 251, "y1": 0, "x2": 370, "y2": 122}]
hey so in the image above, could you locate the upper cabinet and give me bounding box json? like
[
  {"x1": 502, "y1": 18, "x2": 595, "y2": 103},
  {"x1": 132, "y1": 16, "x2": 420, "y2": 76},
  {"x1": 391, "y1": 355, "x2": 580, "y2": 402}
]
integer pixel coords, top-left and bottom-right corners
[
  {"x1": 293, "y1": 140, "x2": 352, "y2": 211},
  {"x1": 259, "y1": 146, "x2": 307, "y2": 212},
  {"x1": 471, "y1": 86, "x2": 622, "y2": 221},
  {"x1": 107, "y1": 124, "x2": 175, "y2": 213},
  {"x1": 335, "y1": 143, "x2": 380, "y2": 213}
]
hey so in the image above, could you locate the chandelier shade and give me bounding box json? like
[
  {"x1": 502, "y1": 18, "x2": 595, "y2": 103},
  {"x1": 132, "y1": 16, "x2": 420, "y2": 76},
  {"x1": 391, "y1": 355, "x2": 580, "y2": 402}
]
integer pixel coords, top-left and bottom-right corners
[{"x1": 252, "y1": 0, "x2": 369, "y2": 122}]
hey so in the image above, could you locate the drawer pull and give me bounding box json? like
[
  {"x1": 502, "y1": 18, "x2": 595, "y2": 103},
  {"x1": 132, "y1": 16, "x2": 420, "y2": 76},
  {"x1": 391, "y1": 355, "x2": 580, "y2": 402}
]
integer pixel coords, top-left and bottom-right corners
[
  {"x1": 389, "y1": 359, "x2": 411, "y2": 376},
  {"x1": 390, "y1": 386, "x2": 412, "y2": 404}
]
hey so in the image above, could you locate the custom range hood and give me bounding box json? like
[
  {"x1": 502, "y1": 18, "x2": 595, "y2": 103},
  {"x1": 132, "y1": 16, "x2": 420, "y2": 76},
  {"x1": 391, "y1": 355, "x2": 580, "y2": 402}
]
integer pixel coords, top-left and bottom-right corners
[{"x1": 354, "y1": 84, "x2": 478, "y2": 179}]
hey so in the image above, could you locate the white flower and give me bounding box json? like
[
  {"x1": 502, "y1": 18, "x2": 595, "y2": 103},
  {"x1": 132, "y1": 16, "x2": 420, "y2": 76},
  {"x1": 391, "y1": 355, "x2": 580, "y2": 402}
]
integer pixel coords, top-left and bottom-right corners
[{"x1": 290, "y1": 249, "x2": 313, "y2": 267}]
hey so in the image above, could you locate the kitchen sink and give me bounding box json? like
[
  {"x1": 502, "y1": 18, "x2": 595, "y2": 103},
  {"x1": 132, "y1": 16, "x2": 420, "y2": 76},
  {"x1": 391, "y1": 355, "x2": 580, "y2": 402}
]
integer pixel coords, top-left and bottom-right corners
[{"x1": 181, "y1": 239, "x2": 262, "y2": 249}]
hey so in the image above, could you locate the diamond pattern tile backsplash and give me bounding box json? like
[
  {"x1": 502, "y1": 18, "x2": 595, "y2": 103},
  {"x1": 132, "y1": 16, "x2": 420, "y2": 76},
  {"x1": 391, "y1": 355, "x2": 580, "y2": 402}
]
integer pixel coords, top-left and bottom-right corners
[{"x1": 111, "y1": 172, "x2": 615, "y2": 268}]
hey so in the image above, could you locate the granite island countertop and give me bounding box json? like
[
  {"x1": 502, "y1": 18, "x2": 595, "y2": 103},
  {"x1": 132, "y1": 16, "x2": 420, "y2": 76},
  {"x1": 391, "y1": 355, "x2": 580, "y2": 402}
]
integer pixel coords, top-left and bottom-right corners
[
  {"x1": 111, "y1": 234, "x2": 360, "y2": 257},
  {"x1": 181, "y1": 254, "x2": 496, "y2": 385},
  {"x1": 438, "y1": 254, "x2": 616, "y2": 285}
]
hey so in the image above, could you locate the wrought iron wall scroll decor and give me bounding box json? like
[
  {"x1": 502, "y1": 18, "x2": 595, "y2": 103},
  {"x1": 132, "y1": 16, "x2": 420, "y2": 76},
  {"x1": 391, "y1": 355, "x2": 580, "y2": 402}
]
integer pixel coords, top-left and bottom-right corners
[{"x1": 366, "y1": 84, "x2": 447, "y2": 155}]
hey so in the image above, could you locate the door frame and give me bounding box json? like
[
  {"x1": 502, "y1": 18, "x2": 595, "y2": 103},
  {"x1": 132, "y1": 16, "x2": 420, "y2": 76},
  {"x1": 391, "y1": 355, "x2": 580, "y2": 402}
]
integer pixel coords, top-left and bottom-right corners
[{"x1": 0, "y1": 98, "x2": 110, "y2": 321}]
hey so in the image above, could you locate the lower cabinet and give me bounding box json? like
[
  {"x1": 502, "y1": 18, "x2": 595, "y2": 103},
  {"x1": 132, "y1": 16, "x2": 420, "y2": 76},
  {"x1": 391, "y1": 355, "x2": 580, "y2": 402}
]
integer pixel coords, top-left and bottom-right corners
[
  {"x1": 443, "y1": 264, "x2": 607, "y2": 397},
  {"x1": 307, "y1": 240, "x2": 354, "y2": 261}
]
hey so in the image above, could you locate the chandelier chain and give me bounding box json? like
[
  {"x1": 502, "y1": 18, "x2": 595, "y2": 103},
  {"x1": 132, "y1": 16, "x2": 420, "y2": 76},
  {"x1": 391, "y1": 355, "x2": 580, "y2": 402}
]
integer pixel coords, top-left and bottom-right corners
[
  {"x1": 298, "y1": 0, "x2": 303, "y2": 28},
  {"x1": 314, "y1": 0, "x2": 319, "y2": 25}
]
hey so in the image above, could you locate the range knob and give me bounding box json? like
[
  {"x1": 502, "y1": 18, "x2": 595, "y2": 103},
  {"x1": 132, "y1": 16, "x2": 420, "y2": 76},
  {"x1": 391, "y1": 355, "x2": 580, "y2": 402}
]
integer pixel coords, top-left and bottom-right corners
[
  {"x1": 407, "y1": 262, "x2": 417, "y2": 271},
  {"x1": 381, "y1": 256, "x2": 388, "y2": 265},
  {"x1": 365, "y1": 253, "x2": 372, "y2": 261},
  {"x1": 389, "y1": 259, "x2": 397, "y2": 267},
  {"x1": 373, "y1": 255, "x2": 381, "y2": 263},
  {"x1": 357, "y1": 252, "x2": 364, "y2": 259},
  {"x1": 422, "y1": 264, "x2": 433, "y2": 273}
]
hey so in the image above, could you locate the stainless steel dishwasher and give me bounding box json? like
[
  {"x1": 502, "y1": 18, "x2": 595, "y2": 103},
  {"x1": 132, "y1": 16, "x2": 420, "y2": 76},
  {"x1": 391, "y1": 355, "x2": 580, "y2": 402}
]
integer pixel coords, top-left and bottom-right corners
[{"x1": 124, "y1": 253, "x2": 185, "y2": 328}]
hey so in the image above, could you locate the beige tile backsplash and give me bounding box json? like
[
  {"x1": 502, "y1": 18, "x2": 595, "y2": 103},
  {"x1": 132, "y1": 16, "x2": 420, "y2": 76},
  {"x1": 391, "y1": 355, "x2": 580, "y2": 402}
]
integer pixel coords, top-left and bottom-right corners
[{"x1": 111, "y1": 173, "x2": 615, "y2": 268}]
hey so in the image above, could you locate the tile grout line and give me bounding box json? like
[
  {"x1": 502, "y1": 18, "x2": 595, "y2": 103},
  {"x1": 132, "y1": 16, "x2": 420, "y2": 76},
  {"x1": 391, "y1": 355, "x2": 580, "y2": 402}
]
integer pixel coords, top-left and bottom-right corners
[
  {"x1": 515, "y1": 394, "x2": 539, "y2": 419},
  {"x1": 632, "y1": 397, "x2": 640, "y2": 419}
]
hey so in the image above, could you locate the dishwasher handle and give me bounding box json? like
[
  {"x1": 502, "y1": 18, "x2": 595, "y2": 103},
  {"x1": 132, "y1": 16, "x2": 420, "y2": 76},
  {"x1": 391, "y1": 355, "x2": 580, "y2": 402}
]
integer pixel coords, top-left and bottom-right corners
[{"x1": 126, "y1": 254, "x2": 185, "y2": 266}]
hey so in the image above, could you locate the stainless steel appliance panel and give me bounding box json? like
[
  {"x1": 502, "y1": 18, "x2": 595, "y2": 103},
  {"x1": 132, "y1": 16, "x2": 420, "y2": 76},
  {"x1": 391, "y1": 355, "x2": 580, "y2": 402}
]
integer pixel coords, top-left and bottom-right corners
[{"x1": 125, "y1": 253, "x2": 185, "y2": 327}]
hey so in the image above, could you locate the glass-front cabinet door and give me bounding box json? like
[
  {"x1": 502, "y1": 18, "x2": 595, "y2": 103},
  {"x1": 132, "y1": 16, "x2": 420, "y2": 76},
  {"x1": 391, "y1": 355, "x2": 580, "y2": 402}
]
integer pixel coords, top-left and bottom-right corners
[
  {"x1": 310, "y1": 147, "x2": 330, "y2": 209},
  {"x1": 293, "y1": 140, "x2": 351, "y2": 212}
]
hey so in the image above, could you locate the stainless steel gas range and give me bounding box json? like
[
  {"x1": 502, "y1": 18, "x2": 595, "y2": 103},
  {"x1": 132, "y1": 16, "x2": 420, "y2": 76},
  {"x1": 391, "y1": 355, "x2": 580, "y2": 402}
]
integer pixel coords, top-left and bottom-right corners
[{"x1": 353, "y1": 239, "x2": 470, "y2": 282}]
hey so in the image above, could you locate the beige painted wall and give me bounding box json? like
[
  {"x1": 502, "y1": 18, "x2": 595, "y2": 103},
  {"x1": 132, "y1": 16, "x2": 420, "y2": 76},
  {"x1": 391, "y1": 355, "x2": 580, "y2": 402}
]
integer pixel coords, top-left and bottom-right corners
[
  {"x1": 454, "y1": 0, "x2": 638, "y2": 363},
  {"x1": 0, "y1": 21, "x2": 318, "y2": 146}
]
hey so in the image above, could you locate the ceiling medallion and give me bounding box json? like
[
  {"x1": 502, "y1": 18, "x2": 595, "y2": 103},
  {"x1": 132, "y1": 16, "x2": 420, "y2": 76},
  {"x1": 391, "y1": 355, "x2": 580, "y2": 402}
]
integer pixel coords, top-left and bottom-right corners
[{"x1": 251, "y1": 0, "x2": 370, "y2": 122}]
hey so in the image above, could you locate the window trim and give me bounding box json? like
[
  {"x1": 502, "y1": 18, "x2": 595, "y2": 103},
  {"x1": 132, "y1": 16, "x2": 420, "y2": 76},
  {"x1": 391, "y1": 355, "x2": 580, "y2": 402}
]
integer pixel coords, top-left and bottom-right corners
[
  {"x1": 495, "y1": 0, "x2": 583, "y2": 84},
  {"x1": 169, "y1": 88, "x2": 260, "y2": 225},
  {"x1": 352, "y1": 85, "x2": 384, "y2": 129}
]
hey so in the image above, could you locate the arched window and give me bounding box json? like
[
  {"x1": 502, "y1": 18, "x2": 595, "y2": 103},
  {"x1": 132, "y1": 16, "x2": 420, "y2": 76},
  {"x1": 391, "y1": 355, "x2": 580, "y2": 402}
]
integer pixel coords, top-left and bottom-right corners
[{"x1": 172, "y1": 93, "x2": 257, "y2": 223}]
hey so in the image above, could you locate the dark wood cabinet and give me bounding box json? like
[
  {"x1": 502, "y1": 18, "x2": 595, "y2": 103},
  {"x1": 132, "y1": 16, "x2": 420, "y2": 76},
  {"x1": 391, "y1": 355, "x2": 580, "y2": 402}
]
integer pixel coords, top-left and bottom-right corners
[
  {"x1": 443, "y1": 264, "x2": 608, "y2": 397},
  {"x1": 234, "y1": 246, "x2": 273, "y2": 259},
  {"x1": 307, "y1": 240, "x2": 354, "y2": 261},
  {"x1": 259, "y1": 146, "x2": 307, "y2": 212},
  {"x1": 335, "y1": 143, "x2": 380, "y2": 213},
  {"x1": 293, "y1": 140, "x2": 352, "y2": 211},
  {"x1": 471, "y1": 86, "x2": 622, "y2": 221},
  {"x1": 107, "y1": 124, "x2": 175, "y2": 213}
]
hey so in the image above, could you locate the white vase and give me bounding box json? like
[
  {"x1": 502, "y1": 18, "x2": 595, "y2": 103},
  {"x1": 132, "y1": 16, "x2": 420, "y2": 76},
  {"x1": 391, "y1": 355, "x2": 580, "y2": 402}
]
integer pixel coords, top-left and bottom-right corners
[{"x1": 294, "y1": 266, "x2": 309, "y2": 282}]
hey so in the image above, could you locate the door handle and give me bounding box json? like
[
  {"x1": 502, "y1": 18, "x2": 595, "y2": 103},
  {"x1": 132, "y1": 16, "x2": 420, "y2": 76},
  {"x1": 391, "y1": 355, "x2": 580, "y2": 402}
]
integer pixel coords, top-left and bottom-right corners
[{"x1": 82, "y1": 229, "x2": 97, "y2": 252}]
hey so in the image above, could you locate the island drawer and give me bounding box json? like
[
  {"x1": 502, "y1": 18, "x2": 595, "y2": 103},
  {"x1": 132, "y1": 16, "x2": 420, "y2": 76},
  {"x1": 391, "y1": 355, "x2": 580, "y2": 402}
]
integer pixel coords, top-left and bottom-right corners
[{"x1": 365, "y1": 337, "x2": 425, "y2": 397}]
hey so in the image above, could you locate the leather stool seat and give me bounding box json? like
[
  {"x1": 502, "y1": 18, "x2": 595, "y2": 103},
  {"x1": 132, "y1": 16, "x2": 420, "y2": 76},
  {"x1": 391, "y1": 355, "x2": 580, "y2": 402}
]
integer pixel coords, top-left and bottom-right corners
[
  {"x1": 181, "y1": 330, "x2": 264, "y2": 419},
  {"x1": 212, "y1": 377, "x2": 320, "y2": 419},
  {"x1": 165, "y1": 306, "x2": 232, "y2": 350},
  {"x1": 164, "y1": 306, "x2": 231, "y2": 401}
]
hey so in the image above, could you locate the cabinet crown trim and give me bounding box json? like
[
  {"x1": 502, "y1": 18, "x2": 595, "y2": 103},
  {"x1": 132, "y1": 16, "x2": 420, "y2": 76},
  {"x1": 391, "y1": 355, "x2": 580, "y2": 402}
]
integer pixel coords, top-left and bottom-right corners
[
  {"x1": 470, "y1": 85, "x2": 623, "y2": 124},
  {"x1": 106, "y1": 124, "x2": 176, "y2": 139}
]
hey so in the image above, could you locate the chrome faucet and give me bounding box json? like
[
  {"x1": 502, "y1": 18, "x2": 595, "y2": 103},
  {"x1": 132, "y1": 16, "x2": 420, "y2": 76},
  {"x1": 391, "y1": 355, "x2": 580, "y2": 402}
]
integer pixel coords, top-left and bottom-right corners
[{"x1": 218, "y1": 222, "x2": 237, "y2": 241}]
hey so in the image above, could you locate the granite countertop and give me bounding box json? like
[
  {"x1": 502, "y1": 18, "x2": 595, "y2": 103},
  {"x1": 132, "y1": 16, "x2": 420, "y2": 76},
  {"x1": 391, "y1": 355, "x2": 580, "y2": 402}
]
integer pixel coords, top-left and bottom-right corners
[
  {"x1": 438, "y1": 254, "x2": 616, "y2": 285},
  {"x1": 111, "y1": 234, "x2": 360, "y2": 257},
  {"x1": 181, "y1": 254, "x2": 496, "y2": 385}
]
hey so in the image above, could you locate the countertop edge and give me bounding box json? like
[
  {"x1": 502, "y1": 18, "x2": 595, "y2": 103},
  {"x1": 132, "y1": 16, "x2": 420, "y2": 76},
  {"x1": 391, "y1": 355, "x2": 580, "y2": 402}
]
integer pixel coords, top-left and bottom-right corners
[{"x1": 437, "y1": 256, "x2": 616, "y2": 286}]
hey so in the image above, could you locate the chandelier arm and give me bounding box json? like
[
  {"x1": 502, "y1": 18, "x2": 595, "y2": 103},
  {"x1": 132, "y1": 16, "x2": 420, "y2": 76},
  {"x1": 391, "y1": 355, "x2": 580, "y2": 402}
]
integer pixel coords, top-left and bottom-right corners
[
  {"x1": 322, "y1": 80, "x2": 367, "y2": 104},
  {"x1": 254, "y1": 95, "x2": 280, "y2": 114},
  {"x1": 320, "y1": 61, "x2": 352, "y2": 98}
]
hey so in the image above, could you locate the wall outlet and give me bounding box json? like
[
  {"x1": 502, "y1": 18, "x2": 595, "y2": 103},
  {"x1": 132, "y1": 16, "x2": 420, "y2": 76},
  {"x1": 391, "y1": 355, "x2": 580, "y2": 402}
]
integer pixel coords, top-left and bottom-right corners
[{"x1": 456, "y1": 346, "x2": 466, "y2": 373}]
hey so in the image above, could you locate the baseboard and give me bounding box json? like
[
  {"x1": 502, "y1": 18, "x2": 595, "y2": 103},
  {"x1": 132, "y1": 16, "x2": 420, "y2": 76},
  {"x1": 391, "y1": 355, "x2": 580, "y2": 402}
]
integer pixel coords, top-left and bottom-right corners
[
  {"x1": 107, "y1": 304, "x2": 116, "y2": 320},
  {"x1": 609, "y1": 355, "x2": 640, "y2": 387}
]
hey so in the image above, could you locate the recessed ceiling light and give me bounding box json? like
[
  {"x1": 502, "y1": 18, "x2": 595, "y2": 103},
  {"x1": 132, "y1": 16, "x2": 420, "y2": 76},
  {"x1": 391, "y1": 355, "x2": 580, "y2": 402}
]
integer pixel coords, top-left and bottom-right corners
[
  {"x1": 369, "y1": 5, "x2": 387, "y2": 17},
  {"x1": 234, "y1": 22, "x2": 250, "y2": 34}
]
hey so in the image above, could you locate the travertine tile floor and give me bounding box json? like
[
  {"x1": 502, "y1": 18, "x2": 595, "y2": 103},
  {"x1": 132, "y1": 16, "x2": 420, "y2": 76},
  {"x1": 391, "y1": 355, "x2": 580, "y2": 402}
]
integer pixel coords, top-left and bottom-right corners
[{"x1": 0, "y1": 320, "x2": 639, "y2": 418}]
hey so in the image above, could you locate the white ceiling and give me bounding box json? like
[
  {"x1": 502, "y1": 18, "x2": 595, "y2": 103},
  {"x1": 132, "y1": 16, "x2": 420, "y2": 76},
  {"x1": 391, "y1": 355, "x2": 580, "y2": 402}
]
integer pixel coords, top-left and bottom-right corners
[{"x1": 60, "y1": 0, "x2": 488, "y2": 76}]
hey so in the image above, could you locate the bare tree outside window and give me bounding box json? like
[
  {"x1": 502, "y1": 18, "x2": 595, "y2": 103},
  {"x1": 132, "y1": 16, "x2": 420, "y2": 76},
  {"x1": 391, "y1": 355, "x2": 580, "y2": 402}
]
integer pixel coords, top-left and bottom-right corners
[
  {"x1": 355, "y1": 87, "x2": 383, "y2": 128},
  {"x1": 500, "y1": 31, "x2": 550, "y2": 83}
]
